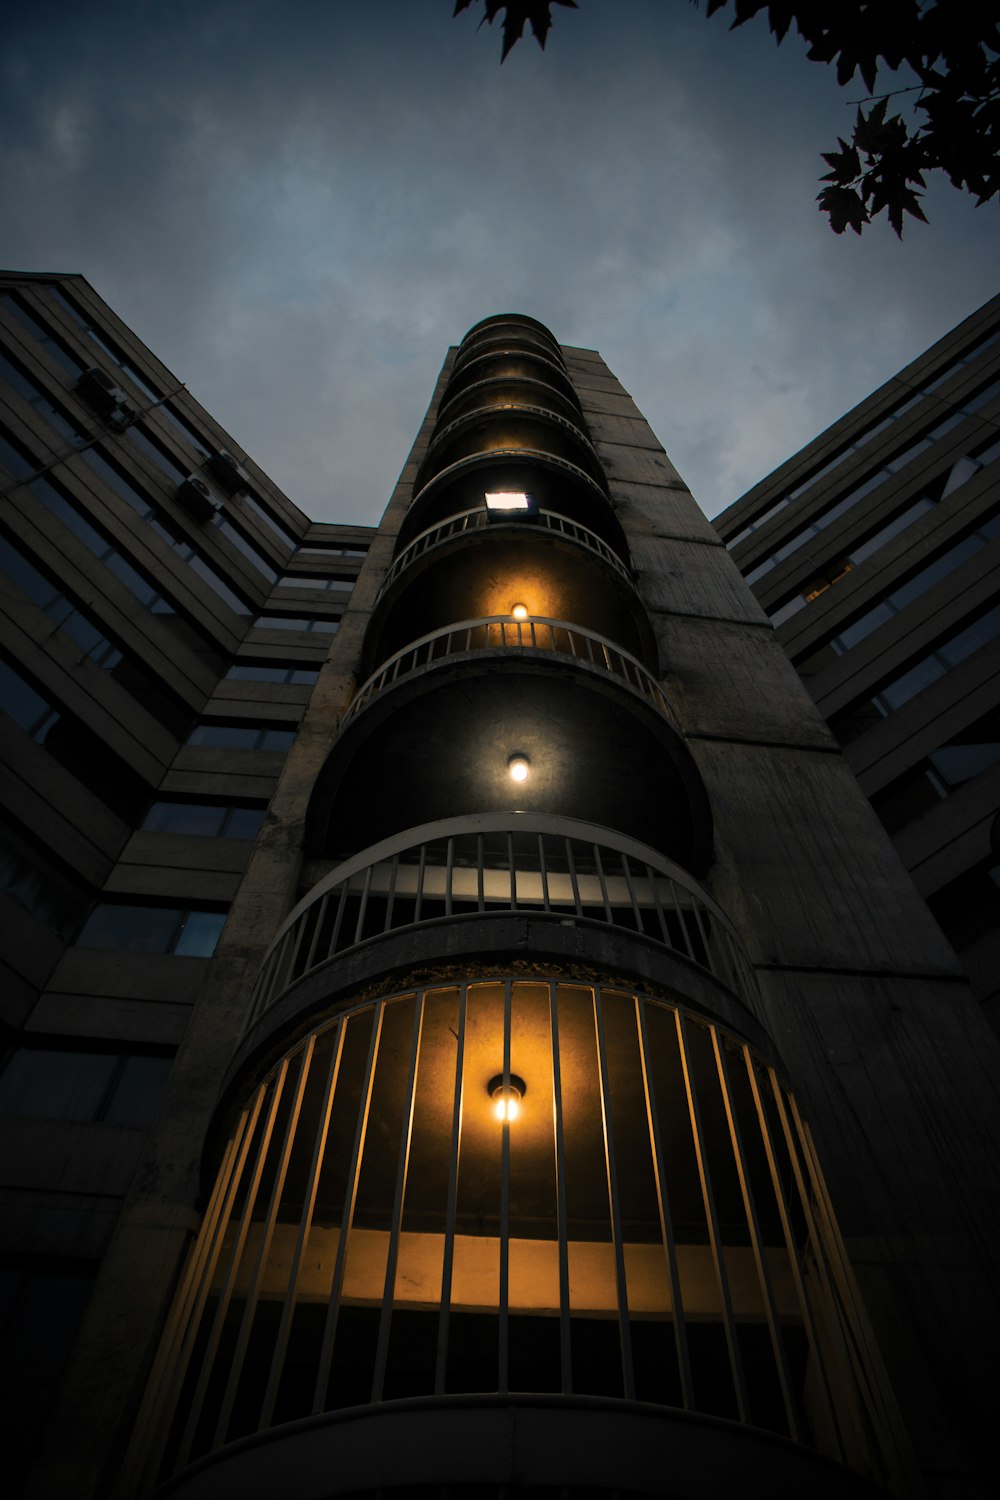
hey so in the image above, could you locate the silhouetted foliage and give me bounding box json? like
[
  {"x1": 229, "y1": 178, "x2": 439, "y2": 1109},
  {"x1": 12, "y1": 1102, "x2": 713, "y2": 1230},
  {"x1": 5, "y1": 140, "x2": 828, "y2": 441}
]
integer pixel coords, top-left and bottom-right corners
[
  {"x1": 454, "y1": 1, "x2": 1000, "y2": 237},
  {"x1": 453, "y1": 0, "x2": 578, "y2": 63}
]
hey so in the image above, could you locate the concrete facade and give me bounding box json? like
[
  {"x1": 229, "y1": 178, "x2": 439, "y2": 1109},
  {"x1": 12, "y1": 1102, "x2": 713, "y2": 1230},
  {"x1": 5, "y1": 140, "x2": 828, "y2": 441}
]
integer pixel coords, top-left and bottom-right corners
[{"x1": 1, "y1": 286, "x2": 999, "y2": 1500}]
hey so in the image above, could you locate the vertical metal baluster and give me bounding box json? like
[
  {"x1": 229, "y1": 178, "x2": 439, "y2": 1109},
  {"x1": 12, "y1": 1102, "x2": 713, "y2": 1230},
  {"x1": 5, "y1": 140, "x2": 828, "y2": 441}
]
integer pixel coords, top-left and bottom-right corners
[
  {"x1": 566, "y1": 839, "x2": 583, "y2": 917},
  {"x1": 385, "y1": 854, "x2": 399, "y2": 933},
  {"x1": 592, "y1": 987, "x2": 634, "y2": 1399},
  {"x1": 312, "y1": 1003, "x2": 386, "y2": 1414},
  {"x1": 477, "y1": 834, "x2": 485, "y2": 912},
  {"x1": 621, "y1": 853, "x2": 644, "y2": 934},
  {"x1": 259, "y1": 1021, "x2": 347, "y2": 1432},
  {"x1": 175, "y1": 1069, "x2": 288, "y2": 1469},
  {"x1": 129, "y1": 1107, "x2": 255, "y2": 1492},
  {"x1": 303, "y1": 892, "x2": 329, "y2": 976},
  {"x1": 445, "y1": 837, "x2": 454, "y2": 918},
  {"x1": 690, "y1": 897, "x2": 716, "y2": 977},
  {"x1": 436, "y1": 985, "x2": 468, "y2": 1393},
  {"x1": 668, "y1": 878, "x2": 697, "y2": 962},
  {"x1": 548, "y1": 984, "x2": 572, "y2": 1393},
  {"x1": 214, "y1": 1040, "x2": 316, "y2": 1448},
  {"x1": 742, "y1": 1049, "x2": 845, "y2": 1461},
  {"x1": 286, "y1": 911, "x2": 309, "y2": 984},
  {"x1": 711, "y1": 1029, "x2": 800, "y2": 1441},
  {"x1": 593, "y1": 844, "x2": 614, "y2": 924},
  {"x1": 498, "y1": 979, "x2": 513, "y2": 1393},
  {"x1": 538, "y1": 834, "x2": 550, "y2": 912},
  {"x1": 647, "y1": 863, "x2": 671, "y2": 947},
  {"x1": 634, "y1": 997, "x2": 694, "y2": 1410},
  {"x1": 328, "y1": 882, "x2": 348, "y2": 957},
  {"x1": 353, "y1": 864, "x2": 373, "y2": 944},
  {"x1": 414, "y1": 844, "x2": 427, "y2": 923},
  {"x1": 372, "y1": 994, "x2": 426, "y2": 1401},
  {"x1": 675, "y1": 1009, "x2": 750, "y2": 1423},
  {"x1": 507, "y1": 833, "x2": 517, "y2": 911}
]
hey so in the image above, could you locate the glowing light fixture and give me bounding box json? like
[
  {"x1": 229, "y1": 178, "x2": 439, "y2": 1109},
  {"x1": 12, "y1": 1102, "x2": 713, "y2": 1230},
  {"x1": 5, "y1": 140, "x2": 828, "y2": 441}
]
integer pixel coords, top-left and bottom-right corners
[
  {"x1": 489, "y1": 1074, "x2": 526, "y2": 1122},
  {"x1": 511, "y1": 603, "x2": 528, "y2": 620},
  {"x1": 508, "y1": 754, "x2": 530, "y2": 783},
  {"x1": 485, "y1": 490, "x2": 531, "y2": 512}
]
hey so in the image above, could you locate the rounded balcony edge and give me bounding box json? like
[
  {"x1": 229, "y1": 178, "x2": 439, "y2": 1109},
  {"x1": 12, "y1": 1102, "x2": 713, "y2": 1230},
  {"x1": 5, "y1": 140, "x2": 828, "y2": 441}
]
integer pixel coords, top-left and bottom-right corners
[{"x1": 151, "y1": 1393, "x2": 889, "y2": 1500}]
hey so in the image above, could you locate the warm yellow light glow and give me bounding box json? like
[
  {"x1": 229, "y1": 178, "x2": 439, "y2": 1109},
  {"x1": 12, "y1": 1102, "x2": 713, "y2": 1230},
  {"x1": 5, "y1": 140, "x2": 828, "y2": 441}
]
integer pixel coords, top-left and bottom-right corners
[
  {"x1": 508, "y1": 755, "x2": 529, "y2": 783},
  {"x1": 485, "y1": 490, "x2": 530, "y2": 511},
  {"x1": 511, "y1": 603, "x2": 528, "y2": 620},
  {"x1": 489, "y1": 1074, "x2": 525, "y2": 1123}
]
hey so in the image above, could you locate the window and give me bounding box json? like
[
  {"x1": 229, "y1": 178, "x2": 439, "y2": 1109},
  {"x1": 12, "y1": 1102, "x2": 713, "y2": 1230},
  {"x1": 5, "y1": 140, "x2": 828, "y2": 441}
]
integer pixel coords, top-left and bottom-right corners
[
  {"x1": 226, "y1": 662, "x2": 319, "y2": 684},
  {"x1": 297, "y1": 543, "x2": 369, "y2": 558},
  {"x1": 276, "y1": 574, "x2": 355, "y2": 592},
  {"x1": 927, "y1": 861, "x2": 1000, "y2": 953},
  {"x1": 0, "y1": 346, "x2": 87, "y2": 447},
  {"x1": 0, "y1": 816, "x2": 91, "y2": 936},
  {"x1": 828, "y1": 602, "x2": 1000, "y2": 745},
  {"x1": 213, "y1": 515, "x2": 278, "y2": 583},
  {"x1": 254, "y1": 615, "x2": 339, "y2": 633},
  {"x1": 0, "y1": 292, "x2": 85, "y2": 377},
  {"x1": 242, "y1": 491, "x2": 298, "y2": 550},
  {"x1": 80, "y1": 448, "x2": 253, "y2": 615},
  {"x1": 125, "y1": 424, "x2": 189, "y2": 483},
  {"x1": 187, "y1": 721, "x2": 296, "y2": 751},
  {"x1": 796, "y1": 510, "x2": 1000, "y2": 675},
  {"x1": 142, "y1": 801, "x2": 266, "y2": 839},
  {"x1": 0, "y1": 1046, "x2": 172, "y2": 1127},
  {"x1": 76, "y1": 901, "x2": 227, "y2": 957},
  {"x1": 0, "y1": 532, "x2": 122, "y2": 669},
  {"x1": 44, "y1": 284, "x2": 162, "y2": 401}
]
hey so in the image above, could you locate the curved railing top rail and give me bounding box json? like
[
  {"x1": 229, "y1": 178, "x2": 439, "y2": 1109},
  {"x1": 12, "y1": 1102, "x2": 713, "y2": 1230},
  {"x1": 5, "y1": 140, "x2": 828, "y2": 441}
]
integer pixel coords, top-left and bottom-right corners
[
  {"x1": 340, "y1": 614, "x2": 667, "y2": 732},
  {"x1": 425, "y1": 401, "x2": 597, "y2": 465},
  {"x1": 436, "y1": 373, "x2": 583, "y2": 428},
  {"x1": 380, "y1": 506, "x2": 633, "y2": 597},
  {"x1": 248, "y1": 812, "x2": 759, "y2": 1026},
  {"x1": 441, "y1": 348, "x2": 579, "y2": 403},
  {"x1": 408, "y1": 448, "x2": 609, "y2": 515}
]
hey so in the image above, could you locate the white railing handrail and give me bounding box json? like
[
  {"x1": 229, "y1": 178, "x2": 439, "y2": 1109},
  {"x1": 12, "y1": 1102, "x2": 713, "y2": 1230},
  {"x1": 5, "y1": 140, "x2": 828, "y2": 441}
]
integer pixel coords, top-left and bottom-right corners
[
  {"x1": 380, "y1": 506, "x2": 632, "y2": 595},
  {"x1": 247, "y1": 812, "x2": 758, "y2": 1026},
  {"x1": 342, "y1": 614, "x2": 666, "y2": 731}
]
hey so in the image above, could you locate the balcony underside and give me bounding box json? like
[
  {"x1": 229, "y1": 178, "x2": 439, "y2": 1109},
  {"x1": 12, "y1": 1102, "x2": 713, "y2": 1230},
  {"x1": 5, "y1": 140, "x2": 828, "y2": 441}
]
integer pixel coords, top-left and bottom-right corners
[
  {"x1": 153, "y1": 1394, "x2": 888, "y2": 1500},
  {"x1": 305, "y1": 659, "x2": 712, "y2": 871},
  {"x1": 367, "y1": 530, "x2": 653, "y2": 674}
]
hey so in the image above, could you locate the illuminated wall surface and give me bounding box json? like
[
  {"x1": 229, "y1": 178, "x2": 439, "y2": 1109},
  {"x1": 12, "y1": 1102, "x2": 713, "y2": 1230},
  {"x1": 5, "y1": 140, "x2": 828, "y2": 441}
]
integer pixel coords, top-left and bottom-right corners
[{"x1": 4, "y1": 288, "x2": 1000, "y2": 1500}]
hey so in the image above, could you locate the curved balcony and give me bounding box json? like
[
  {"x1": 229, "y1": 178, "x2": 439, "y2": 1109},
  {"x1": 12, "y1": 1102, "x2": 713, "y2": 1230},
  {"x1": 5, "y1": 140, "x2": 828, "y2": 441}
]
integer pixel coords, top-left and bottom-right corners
[
  {"x1": 454, "y1": 324, "x2": 564, "y2": 368},
  {"x1": 442, "y1": 348, "x2": 581, "y2": 411},
  {"x1": 415, "y1": 401, "x2": 603, "y2": 491},
  {"x1": 380, "y1": 507, "x2": 634, "y2": 597},
  {"x1": 342, "y1": 616, "x2": 668, "y2": 732},
  {"x1": 399, "y1": 450, "x2": 616, "y2": 556},
  {"x1": 436, "y1": 373, "x2": 584, "y2": 428},
  {"x1": 460, "y1": 310, "x2": 564, "y2": 356},
  {"x1": 131, "y1": 972, "x2": 904, "y2": 1496},
  {"x1": 248, "y1": 814, "x2": 758, "y2": 1026}
]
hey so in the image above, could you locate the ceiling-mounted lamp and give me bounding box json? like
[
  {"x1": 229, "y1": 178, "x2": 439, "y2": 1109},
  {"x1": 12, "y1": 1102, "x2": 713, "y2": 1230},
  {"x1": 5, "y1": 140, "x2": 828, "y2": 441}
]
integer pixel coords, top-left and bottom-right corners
[
  {"x1": 508, "y1": 754, "x2": 530, "y2": 783},
  {"x1": 485, "y1": 490, "x2": 537, "y2": 520},
  {"x1": 488, "y1": 1074, "x2": 526, "y2": 1123},
  {"x1": 511, "y1": 602, "x2": 528, "y2": 620}
]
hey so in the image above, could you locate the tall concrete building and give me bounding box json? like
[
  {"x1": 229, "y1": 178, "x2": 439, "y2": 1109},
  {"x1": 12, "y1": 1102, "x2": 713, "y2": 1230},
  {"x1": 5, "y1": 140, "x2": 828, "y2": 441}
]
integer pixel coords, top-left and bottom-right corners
[
  {"x1": 715, "y1": 296, "x2": 1000, "y2": 1026},
  {"x1": 2, "y1": 276, "x2": 1000, "y2": 1500}
]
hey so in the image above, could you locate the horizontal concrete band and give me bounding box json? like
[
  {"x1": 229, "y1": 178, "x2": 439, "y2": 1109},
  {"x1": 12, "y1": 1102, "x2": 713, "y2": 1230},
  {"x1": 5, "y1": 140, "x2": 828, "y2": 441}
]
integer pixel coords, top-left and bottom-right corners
[{"x1": 153, "y1": 1394, "x2": 886, "y2": 1500}]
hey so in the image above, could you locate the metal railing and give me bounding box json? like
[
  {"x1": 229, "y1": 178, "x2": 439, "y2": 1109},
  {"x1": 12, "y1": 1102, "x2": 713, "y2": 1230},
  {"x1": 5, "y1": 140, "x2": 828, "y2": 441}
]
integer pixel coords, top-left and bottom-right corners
[
  {"x1": 247, "y1": 814, "x2": 760, "y2": 1026},
  {"x1": 131, "y1": 978, "x2": 901, "y2": 1492},
  {"x1": 381, "y1": 506, "x2": 632, "y2": 595},
  {"x1": 423, "y1": 401, "x2": 599, "y2": 474},
  {"x1": 343, "y1": 615, "x2": 664, "y2": 730}
]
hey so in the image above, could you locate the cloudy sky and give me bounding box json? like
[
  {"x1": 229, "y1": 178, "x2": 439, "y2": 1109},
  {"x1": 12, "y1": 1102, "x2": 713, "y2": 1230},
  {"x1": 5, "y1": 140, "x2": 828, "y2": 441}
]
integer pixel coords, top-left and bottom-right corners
[{"x1": 2, "y1": 0, "x2": 997, "y2": 525}]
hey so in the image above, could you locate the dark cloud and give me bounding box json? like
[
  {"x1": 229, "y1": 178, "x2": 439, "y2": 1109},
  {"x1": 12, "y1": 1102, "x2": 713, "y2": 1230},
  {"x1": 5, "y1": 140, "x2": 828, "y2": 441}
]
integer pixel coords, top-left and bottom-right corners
[{"x1": 2, "y1": 1, "x2": 996, "y2": 522}]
